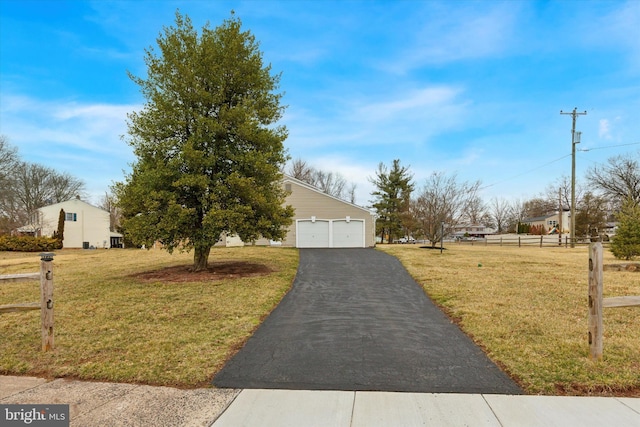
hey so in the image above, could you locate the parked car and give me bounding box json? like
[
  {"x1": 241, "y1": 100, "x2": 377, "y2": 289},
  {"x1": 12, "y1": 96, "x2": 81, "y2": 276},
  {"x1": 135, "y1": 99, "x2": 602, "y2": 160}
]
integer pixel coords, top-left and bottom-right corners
[{"x1": 397, "y1": 236, "x2": 416, "y2": 244}]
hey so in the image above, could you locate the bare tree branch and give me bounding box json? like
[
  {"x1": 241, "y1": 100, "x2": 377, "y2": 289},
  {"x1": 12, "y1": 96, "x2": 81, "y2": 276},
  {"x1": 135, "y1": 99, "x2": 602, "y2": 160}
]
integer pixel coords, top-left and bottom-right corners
[
  {"x1": 413, "y1": 172, "x2": 481, "y2": 246},
  {"x1": 287, "y1": 158, "x2": 355, "y2": 202},
  {"x1": 587, "y1": 154, "x2": 640, "y2": 206},
  {"x1": 488, "y1": 197, "x2": 511, "y2": 233}
]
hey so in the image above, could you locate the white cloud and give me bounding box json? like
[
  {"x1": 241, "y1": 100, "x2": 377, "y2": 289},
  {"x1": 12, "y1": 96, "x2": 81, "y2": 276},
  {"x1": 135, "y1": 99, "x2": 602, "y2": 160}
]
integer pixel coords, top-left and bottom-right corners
[
  {"x1": 1, "y1": 95, "x2": 137, "y2": 157},
  {"x1": 0, "y1": 94, "x2": 139, "y2": 203},
  {"x1": 284, "y1": 85, "x2": 468, "y2": 155},
  {"x1": 598, "y1": 119, "x2": 611, "y2": 140},
  {"x1": 454, "y1": 147, "x2": 485, "y2": 166},
  {"x1": 384, "y1": 4, "x2": 520, "y2": 73},
  {"x1": 356, "y1": 87, "x2": 463, "y2": 122}
]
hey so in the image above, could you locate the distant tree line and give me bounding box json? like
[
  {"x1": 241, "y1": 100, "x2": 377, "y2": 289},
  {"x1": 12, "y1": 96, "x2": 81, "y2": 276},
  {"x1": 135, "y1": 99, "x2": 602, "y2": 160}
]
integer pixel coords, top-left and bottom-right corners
[
  {"x1": 287, "y1": 158, "x2": 357, "y2": 203},
  {"x1": 0, "y1": 135, "x2": 85, "y2": 235},
  {"x1": 368, "y1": 153, "x2": 640, "y2": 258}
]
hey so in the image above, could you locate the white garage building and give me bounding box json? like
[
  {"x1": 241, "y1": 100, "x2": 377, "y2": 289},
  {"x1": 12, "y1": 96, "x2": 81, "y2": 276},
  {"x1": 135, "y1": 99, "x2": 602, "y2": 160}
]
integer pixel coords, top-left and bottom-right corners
[{"x1": 273, "y1": 175, "x2": 377, "y2": 248}]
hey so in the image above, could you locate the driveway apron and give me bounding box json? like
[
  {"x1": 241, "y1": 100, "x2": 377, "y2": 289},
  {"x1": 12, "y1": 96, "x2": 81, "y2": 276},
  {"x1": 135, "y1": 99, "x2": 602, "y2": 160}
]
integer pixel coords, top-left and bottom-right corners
[{"x1": 213, "y1": 248, "x2": 522, "y2": 394}]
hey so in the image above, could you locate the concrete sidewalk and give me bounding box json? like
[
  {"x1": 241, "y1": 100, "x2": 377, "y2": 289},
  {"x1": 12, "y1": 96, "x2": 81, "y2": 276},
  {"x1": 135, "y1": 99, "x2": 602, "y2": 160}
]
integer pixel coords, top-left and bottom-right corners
[
  {"x1": 214, "y1": 389, "x2": 640, "y2": 427},
  {"x1": 0, "y1": 375, "x2": 238, "y2": 426},
  {"x1": 2, "y1": 376, "x2": 639, "y2": 426}
]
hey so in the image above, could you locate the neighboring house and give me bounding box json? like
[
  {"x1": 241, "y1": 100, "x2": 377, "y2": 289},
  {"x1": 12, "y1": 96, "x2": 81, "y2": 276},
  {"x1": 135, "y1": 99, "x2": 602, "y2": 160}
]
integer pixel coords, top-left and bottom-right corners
[
  {"x1": 21, "y1": 176, "x2": 375, "y2": 250},
  {"x1": 522, "y1": 210, "x2": 571, "y2": 234},
  {"x1": 234, "y1": 174, "x2": 376, "y2": 248},
  {"x1": 452, "y1": 224, "x2": 495, "y2": 239},
  {"x1": 600, "y1": 222, "x2": 618, "y2": 239},
  {"x1": 19, "y1": 197, "x2": 123, "y2": 249}
]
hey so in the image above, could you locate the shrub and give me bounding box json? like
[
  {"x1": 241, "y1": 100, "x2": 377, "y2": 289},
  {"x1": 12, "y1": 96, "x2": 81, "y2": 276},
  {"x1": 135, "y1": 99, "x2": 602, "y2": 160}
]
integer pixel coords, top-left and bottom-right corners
[
  {"x1": 0, "y1": 236, "x2": 62, "y2": 252},
  {"x1": 528, "y1": 224, "x2": 546, "y2": 235}
]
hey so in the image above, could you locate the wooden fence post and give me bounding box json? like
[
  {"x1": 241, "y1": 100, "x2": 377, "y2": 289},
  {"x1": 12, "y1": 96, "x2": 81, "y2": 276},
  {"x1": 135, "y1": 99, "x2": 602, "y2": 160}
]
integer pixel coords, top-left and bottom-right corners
[
  {"x1": 588, "y1": 243, "x2": 603, "y2": 360},
  {"x1": 40, "y1": 252, "x2": 55, "y2": 351},
  {"x1": 540, "y1": 235, "x2": 543, "y2": 247}
]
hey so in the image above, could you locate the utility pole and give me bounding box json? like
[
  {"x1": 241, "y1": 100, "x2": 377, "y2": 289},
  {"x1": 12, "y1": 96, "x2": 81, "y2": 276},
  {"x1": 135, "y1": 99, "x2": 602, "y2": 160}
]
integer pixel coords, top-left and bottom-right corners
[
  {"x1": 560, "y1": 107, "x2": 587, "y2": 248},
  {"x1": 558, "y1": 187, "x2": 562, "y2": 247}
]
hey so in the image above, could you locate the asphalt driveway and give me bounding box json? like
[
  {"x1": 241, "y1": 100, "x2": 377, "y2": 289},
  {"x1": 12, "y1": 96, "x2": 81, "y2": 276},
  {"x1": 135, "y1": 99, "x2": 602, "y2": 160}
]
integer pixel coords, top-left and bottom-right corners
[{"x1": 213, "y1": 248, "x2": 522, "y2": 394}]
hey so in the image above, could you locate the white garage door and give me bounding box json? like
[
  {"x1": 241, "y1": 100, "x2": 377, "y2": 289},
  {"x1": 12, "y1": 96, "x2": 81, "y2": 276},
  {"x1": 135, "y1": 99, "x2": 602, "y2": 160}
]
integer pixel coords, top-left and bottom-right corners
[
  {"x1": 296, "y1": 218, "x2": 365, "y2": 248},
  {"x1": 332, "y1": 219, "x2": 364, "y2": 248},
  {"x1": 297, "y1": 219, "x2": 330, "y2": 248}
]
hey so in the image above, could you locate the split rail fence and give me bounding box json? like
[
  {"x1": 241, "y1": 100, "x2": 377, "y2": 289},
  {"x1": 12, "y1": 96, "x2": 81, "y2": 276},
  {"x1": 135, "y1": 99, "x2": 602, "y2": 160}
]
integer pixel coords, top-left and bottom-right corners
[
  {"x1": 588, "y1": 242, "x2": 640, "y2": 359},
  {"x1": 478, "y1": 235, "x2": 610, "y2": 248},
  {"x1": 0, "y1": 253, "x2": 55, "y2": 351}
]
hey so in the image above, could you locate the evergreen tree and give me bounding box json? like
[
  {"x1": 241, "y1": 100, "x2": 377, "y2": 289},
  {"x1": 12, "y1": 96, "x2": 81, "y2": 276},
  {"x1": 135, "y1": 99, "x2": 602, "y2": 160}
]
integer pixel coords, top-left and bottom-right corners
[
  {"x1": 610, "y1": 198, "x2": 640, "y2": 260},
  {"x1": 53, "y1": 209, "x2": 65, "y2": 248},
  {"x1": 369, "y1": 159, "x2": 414, "y2": 243},
  {"x1": 114, "y1": 12, "x2": 293, "y2": 271}
]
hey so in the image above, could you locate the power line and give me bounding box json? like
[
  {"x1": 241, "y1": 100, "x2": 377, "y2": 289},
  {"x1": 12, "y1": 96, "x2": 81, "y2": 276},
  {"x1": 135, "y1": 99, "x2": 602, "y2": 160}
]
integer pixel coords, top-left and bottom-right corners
[
  {"x1": 477, "y1": 140, "x2": 638, "y2": 193},
  {"x1": 478, "y1": 142, "x2": 639, "y2": 192},
  {"x1": 578, "y1": 141, "x2": 640, "y2": 152},
  {"x1": 479, "y1": 153, "x2": 571, "y2": 191}
]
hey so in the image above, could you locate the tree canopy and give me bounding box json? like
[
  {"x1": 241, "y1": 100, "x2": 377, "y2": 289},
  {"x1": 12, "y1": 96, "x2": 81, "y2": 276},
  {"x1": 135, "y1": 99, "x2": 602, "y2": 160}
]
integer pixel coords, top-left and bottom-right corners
[{"x1": 114, "y1": 12, "x2": 293, "y2": 271}]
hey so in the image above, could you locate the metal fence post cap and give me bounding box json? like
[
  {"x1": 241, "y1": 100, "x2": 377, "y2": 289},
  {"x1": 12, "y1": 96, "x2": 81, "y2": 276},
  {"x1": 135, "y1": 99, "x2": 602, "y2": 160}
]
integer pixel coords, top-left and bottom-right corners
[{"x1": 39, "y1": 252, "x2": 55, "y2": 261}]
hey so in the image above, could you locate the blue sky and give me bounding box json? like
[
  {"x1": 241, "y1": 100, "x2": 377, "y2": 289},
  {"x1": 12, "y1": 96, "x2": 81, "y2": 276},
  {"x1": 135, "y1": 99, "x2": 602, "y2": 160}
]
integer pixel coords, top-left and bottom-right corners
[{"x1": 1, "y1": 0, "x2": 639, "y2": 207}]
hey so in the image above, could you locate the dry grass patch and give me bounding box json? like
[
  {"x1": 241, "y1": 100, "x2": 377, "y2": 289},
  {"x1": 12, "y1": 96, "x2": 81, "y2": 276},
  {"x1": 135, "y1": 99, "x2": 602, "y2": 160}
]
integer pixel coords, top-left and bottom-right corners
[
  {"x1": 0, "y1": 247, "x2": 298, "y2": 388},
  {"x1": 379, "y1": 244, "x2": 640, "y2": 396}
]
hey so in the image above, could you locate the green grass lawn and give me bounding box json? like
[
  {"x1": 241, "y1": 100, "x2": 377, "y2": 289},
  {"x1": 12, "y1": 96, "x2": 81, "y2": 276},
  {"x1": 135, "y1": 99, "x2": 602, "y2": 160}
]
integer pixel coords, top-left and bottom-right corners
[
  {"x1": 378, "y1": 243, "x2": 640, "y2": 396},
  {"x1": 0, "y1": 247, "x2": 298, "y2": 388},
  {"x1": 2, "y1": 244, "x2": 638, "y2": 396}
]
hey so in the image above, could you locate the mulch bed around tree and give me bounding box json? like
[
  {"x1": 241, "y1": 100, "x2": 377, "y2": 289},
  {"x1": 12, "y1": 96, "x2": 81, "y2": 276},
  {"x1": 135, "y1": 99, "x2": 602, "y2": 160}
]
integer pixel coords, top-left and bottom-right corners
[{"x1": 131, "y1": 261, "x2": 273, "y2": 283}]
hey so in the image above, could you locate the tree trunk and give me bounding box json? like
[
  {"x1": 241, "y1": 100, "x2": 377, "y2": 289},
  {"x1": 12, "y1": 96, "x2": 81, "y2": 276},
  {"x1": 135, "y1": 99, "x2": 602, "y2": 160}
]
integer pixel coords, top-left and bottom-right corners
[{"x1": 193, "y1": 246, "x2": 211, "y2": 272}]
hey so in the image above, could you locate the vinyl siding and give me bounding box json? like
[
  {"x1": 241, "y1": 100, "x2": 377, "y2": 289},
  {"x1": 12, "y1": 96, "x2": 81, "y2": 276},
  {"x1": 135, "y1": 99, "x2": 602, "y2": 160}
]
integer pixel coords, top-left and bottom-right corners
[
  {"x1": 280, "y1": 178, "x2": 376, "y2": 247},
  {"x1": 38, "y1": 199, "x2": 111, "y2": 248}
]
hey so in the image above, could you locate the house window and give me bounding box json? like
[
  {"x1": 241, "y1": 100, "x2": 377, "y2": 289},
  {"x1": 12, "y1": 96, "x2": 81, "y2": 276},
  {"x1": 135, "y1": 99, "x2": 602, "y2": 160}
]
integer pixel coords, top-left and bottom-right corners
[
  {"x1": 29, "y1": 212, "x2": 41, "y2": 225},
  {"x1": 548, "y1": 220, "x2": 557, "y2": 227},
  {"x1": 65, "y1": 212, "x2": 77, "y2": 222}
]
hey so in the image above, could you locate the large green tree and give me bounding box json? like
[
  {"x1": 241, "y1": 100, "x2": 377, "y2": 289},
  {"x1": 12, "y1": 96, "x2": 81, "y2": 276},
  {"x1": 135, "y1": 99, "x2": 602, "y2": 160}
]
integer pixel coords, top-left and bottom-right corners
[
  {"x1": 369, "y1": 159, "x2": 414, "y2": 243},
  {"x1": 115, "y1": 12, "x2": 293, "y2": 271}
]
